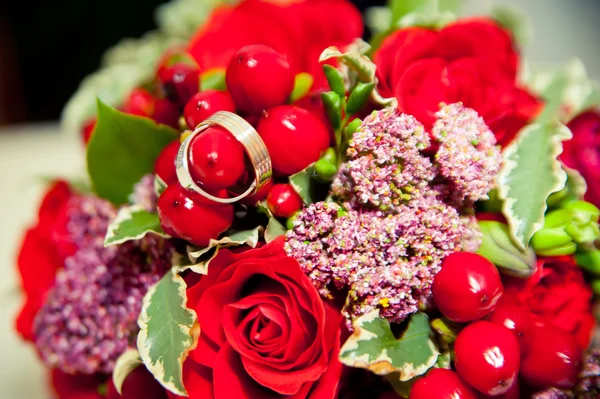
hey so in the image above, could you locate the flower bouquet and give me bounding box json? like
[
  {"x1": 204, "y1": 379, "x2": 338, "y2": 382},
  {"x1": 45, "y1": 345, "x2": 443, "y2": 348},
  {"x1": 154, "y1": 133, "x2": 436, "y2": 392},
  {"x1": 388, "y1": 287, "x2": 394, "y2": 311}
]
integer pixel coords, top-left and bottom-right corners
[{"x1": 15, "y1": 0, "x2": 600, "y2": 398}]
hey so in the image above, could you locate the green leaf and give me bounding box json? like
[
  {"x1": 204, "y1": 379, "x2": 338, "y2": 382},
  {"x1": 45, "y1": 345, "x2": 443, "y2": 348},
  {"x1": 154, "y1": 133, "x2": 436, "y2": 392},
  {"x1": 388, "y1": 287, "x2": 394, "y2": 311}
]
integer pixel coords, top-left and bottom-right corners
[
  {"x1": 497, "y1": 123, "x2": 571, "y2": 250},
  {"x1": 104, "y1": 205, "x2": 169, "y2": 246},
  {"x1": 430, "y1": 318, "x2": 459, "y2": 345},
  {"x1": 477, "y1": 221, "x2": 536, "y2": 278},
  {"x1": 265, "y1": 218, "x2": 286, "y2": 243},
  {"x1": 290, "y1": 164, "x2": 318, "y2": 205},
  {"x1": 112, "y1": 348, "x2": 142, "y2": 395},
  {"x1": 339, "y1": 311, "x2": 438, "y2": 380},
  {"x1": 200, "y1": 68, "x2": 226, "y2": 91},
  {"x1": 184, "y1": 226, "x2": 263, "y2": 274},
  {"x1": 321, "y1": 91, "x2": 342, "y2": 130},
  {"x1": 323, "y1": 65, "x2": 346, "y2": 97},
  {"x1": 389, "y1": 0, "x2": 438, "y2": 23},
  {"x1": 87, "y1": 99, "x2": 179, "y2": 205},
  {"x1": 290, "y1": 72, "x2": 314, "y2": 103},
  {"x1": 491, "y1": 3, "x2": 532, "y2": 46},
  {"x1": 386, "y1": 374, "x2": 420, "y2": 398},
  {"x1": 396, "y1": 11, "x2": 455, "y2": 29},
  {"x1": 137, "y1": 269, "x2": 197, "y2": 396},
  {"x1": 319, "y1": 39, "x2": 396, "y2": 108},
  {"x1": 346, "y1": 82, "x2": 375, "y2": 115}
]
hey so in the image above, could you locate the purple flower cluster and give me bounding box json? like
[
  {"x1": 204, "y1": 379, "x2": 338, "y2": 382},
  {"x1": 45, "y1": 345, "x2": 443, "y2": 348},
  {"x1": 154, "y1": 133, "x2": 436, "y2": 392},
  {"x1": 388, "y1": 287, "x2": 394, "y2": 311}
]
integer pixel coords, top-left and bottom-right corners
[
  {"x1": 34, "y1": 186, "x2": 173, "y2": 374},
  {"x1": 287, "y1": 104, "x2": 500, "y2": 325},
  {"x1": 285, "y1": 195, "x2": 466, "y2": 325},
  {"x1": 433, "y1": 103, "x2": 501, "y2": 204},
  {"x1": 130, "y1": 174, "x2": 158, "y2": 212}
]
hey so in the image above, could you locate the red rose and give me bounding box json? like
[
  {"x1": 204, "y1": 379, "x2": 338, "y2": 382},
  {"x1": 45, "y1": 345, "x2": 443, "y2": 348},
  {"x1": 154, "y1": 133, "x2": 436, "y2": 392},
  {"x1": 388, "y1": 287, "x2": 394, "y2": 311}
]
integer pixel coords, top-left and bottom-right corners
[
  {"x1": 561, "y1": 110, "x2": 600, "y2": 208},
  {"x1": 50, "y1": 369, "x2": 104, "y2": 399},
  {"x1": 502, "y1": 256, "x2": 594, "y2": 349},
  {"x1": 107, "y1": 366, "x2": 169, "y2": 399},
  {"x1": 187, "y1": 0, "x2": 362, "y2": 90},
  {"x1": 374, "y1": 18, "x2": 542, "y2": 146},
  {"x1": 178, "y1": 237, "x2": 343, "y2": 398},
  {"x1": 15, "y1": 181, "x2": 75, "y2": 341}
]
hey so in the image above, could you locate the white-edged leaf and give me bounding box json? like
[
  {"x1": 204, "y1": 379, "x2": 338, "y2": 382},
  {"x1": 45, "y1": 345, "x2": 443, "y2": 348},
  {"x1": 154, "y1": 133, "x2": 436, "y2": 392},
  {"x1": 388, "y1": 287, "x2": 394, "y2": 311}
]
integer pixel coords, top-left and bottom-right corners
[
  {"x1": 112, "y1": 348, "x2": 143, "y2": 395},
  {"x1": 104, "y1": 205, "x2": 169, "y2": 246},
  {"x1": 319, "y1": 39, "x2": 396, "y2": 108},
  {"x1": 181, "y1": 226, "x2": 263, "y2": 274},
  {"x1": 290, "y1": 164, "x2": 317, "y2": 205},
  {"x1": 265, "y1": 218, "x2": 286, "y2": 243},
  {"x1": 339, "y1": 311, "x2": 438, "y2": 381},
  {"x1": 137, "y1": 269, "x2": 198, "y2": 396},
  {"x1": 498, "y1": 123, "x2": 571, "y2": 250},
  {"x1": 564, "y1": 164, "x2": 587, "y2": 199}
]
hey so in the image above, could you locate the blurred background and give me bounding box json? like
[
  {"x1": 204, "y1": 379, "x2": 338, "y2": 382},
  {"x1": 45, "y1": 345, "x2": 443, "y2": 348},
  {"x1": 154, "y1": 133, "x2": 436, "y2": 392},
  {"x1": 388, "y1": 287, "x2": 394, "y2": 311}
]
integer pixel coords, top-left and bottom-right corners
[{"x1": 0, "y1": 0, "x2": 599, "y2": 397}]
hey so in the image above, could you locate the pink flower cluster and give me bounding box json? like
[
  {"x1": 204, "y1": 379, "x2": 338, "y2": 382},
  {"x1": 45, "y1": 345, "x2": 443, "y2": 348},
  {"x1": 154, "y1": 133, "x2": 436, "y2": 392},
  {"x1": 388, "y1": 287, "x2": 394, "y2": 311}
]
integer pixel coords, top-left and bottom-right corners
[{"x1": 287, "y1": 104, "x2": 500, "y2": 325}]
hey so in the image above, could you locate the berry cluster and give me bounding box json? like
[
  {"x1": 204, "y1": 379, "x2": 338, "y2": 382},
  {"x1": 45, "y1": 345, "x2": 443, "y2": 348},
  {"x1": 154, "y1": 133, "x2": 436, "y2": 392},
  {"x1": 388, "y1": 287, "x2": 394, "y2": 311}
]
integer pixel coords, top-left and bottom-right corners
[
  {"x1": 146, "y1": 44, "x2": 331, "y2": 245},
  {"x1": 411, "y1": 251, "x2": 584, "y2": 397}
]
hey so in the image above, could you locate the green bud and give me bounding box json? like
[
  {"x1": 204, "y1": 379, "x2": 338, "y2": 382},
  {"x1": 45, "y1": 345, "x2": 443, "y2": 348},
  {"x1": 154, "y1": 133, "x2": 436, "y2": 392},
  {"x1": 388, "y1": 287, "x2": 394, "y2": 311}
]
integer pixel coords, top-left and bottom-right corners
[
  {"x1": 321, "y1": 147, "x2": 337, "y2": 164},
  {"x1": 592, "y1": 279, "x2": 600, "y2": 296},
  {"x1": 346, "y1": 82, "x2": 375, "y2": 115},
  {"x1": 322, "y1": 65, "x2": 345, "y2": 97},
  {"x1": 564, "y1": 200, "x2": 600, "y2": 220},
  {"x1": 530, "y1": 228, "x2": 577, "y2": 256},
  {"x1": 314, "y1": 158, "x2": 337, "y2": 182},
  {"x1": 345, "y1": 118, "x2": 362, "y2": 138},
  {"x1": 285, "y1": 211, "x2": 301, "y2": 230},
  {"x1": 575, "y1": 249, "x2": 600, "y2": 275},
  {"x1": 321, "y1": 91, "x2": 342, "y2": 129}
]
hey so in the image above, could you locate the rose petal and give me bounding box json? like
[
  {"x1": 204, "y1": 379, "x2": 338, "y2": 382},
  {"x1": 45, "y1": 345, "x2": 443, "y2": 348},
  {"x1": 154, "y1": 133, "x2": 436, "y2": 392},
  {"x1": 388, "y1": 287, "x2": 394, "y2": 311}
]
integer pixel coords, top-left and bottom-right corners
[{"x1": 181, "y1": 360, "x2": 214, "y2": 399}]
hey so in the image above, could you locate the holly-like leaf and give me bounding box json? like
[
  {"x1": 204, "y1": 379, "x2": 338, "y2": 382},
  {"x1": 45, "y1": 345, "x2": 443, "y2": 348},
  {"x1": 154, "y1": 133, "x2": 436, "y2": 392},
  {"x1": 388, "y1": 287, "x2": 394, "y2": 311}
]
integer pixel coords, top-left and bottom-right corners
[
  {"x1": 112, "y1": 348, "x2": 143, "y2": 395},
  {"x1": 184, "y1": 226, "x2": 263, "y2": 274},
  {"x1": 290, "y1": 72, "x2": 314, "y2": 102},
  {"x1": 319, "y1": 40, "x2": 396, "y2": 108},
  {"x1": 265, "y1": 218, "x2": 286, "y2": 243},
  {"x1": 497, "y1": 122, "x2": 571, "y2": 250},
  {"x1": 87, "y1": 99, "x2": 179, "y2": 205},
  {"x1": 137, "y1": 269, "x2": 197, "y2": 396},
  {"x1": 104, "y1": 205, "x2": 169, "y2": 246},
  {"x1": 200, "y1": 68, "x2": 226, "y2": 91},
  {"x1": 477, "y1": 221, "x2": 536, "y2": 278},
  {"x1": 339, "y1": 311, "x2": 438, "y2": 381},
  {"x1": 290, "y1": 164, "x2": 318, "y2": 205}
]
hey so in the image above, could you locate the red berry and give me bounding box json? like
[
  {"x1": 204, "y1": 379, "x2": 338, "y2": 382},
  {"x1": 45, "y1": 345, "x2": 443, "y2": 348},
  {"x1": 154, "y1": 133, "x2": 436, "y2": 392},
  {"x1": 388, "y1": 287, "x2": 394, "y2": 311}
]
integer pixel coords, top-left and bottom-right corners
[
  {"x1": 157, "y1": 183, "x2": 233, "y2": 246},
  {"x1": 520, "y1": 324, "x2": 582, "y2": 389},
  {"x1": 82, "y1": 117, "x2": 97, "y2": 145},
  {"x1": 266, "y1": 184, "x2": 302, "y2": 218},
  {"x1": 158, "y1": 62, "x2": 200, "y2": 106},
  {"x1": 154, "y1": 140, "x2": 181, "y2": 186},
  {"x1": 409, "y1": 368, "x2": 477, "y2": 399},
  {"x1": 432, "y1": 252, "x2": 503, "y2": 322},
  {"x1": 188, "y1": 126, "x2": 246, "y2": 192},
  {"x1": 241, "y1": 179, "x2": 273, "y2": 206},
  {"x1": 184, "y1": 90, "x2": 236, "y2": 129},
  {"x1": 226, "y1": 45, "x2": 294, "y2": 114},
  {"x1": 488, "y1": 300, "x2": 533, "y2": 351},
  {"x1": 153, "y1": 98, "x2": 181, "y2": 128},
  {"x1": 257, "y1": 105, "x2": 330, "y2": 175},
  {"x1": 454, "y1": 321, "x2": 520, "y2": 396},
  {"x1": 123, "y1": 88, "x2": 155, "y2": 117}
]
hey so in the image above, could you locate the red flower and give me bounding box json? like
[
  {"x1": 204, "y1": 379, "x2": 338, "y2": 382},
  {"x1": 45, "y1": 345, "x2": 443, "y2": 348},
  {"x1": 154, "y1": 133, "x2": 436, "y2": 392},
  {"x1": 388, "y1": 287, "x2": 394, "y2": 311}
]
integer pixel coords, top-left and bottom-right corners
[
  {"x1": 187, "y1": 0, "x2": 363, "y2": 90},
  {"x1": 50, "y1": 369, "x2": 104, "y2": 399},
  {"x1": 107, "y1": 366, "x2": 169, "y2": 399},
  {"x1": 15, "y1": 181, "x2": 75, "y2": 341},
  {"x1": 561, "y1": 110, "x2": 600, "y2": 208},
  {"x1": 179, "y1": 237, "x2": 343, "y2": 398},
  {"x1": 502, "y1": 256, "x2": 594, "y2": 349},
  {"x1": 374, "y1": 18, "x2": 542, "y2": 146}
]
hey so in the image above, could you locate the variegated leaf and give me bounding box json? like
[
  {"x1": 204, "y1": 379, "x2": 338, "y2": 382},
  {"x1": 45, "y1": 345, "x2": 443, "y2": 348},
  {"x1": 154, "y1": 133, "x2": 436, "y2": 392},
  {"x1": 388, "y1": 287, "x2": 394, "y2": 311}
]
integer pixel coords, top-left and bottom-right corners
[
  {"x1": 182, "y1": 226, "x2": 263, "y2": 274},
  {"x1": 112, "y1": 348, "x2": 143, "y2": 395},
  {"x1": 104, "y1": 205, "x2": 169, "y2": 246},
  {"x1": 265, "y1": 218, "x2": 286, "y2": 243},
  {"x1": 319, "y1": 39, "x2": 396, "y2": 108},
  {"x1": 137, "y1": 269, "x2": 198, "y2": 396},
  {"x1": 498, "y1": 122, "x2": 572, "y2": 250},
  {"x1": 339, "y1": 311, "x2": 438, "y2": 381},
  {"x1": 290, "y1": 164, "x2": 317, "y2": 205}
]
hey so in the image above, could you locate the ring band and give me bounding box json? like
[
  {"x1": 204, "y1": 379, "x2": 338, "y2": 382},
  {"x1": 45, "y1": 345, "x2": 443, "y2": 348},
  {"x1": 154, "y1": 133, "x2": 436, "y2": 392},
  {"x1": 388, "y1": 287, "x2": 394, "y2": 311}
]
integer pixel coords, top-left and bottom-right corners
[{"x1": 176, "y1": 111, "x2": 272, "y2": 204}]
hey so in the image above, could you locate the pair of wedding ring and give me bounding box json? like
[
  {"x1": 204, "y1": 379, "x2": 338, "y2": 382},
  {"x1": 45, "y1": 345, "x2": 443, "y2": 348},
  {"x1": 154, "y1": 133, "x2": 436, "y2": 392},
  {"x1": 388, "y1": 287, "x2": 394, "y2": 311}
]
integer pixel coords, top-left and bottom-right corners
[{"x1": 176, "y1": 111, "x2": 272, "y2": 204}]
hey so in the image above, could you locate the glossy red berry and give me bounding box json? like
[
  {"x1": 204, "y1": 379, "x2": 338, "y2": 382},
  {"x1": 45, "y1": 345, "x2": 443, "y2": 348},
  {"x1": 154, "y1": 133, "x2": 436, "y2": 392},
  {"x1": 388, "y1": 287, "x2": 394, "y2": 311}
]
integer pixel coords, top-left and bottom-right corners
[
  {"x1": 257, "y1": 105, "x2": 330, "y2": 176},
  {"x1": 154, "y1": 140, "x2": 181, "y2": 186},
  {"x1": 488, "y1": 300, "x2": 533, "y2": 351},
  {"x1": 226, "y1": 45, "x2": 294, "y2": 114},
  {"x1": 184, "y1": 90, "x2": 236, "y2": 129},
  {"x1": 432, "y1": 252, "x2": 503, "y2": 322},
  {"x1": 123, "y1": 88, "x2": 155, "y2": 117},
  {"x1": 266, "y1": 184, "x2": 302, "y2": 218},
  {"x1": 158, "y1": 62, "x2": 200, "y2": 106},
  {"x1": 157, "y1": 183, "x2": 233, "y2": 246},
  {"x1": 188, "y1": 126, "x2": 246, "y2": 192},
  {"x1": 153, "y1": 98, "x2": 181, "y2": 128},
  {"x1": 409, "y1": 368, "x2": 477, "y2": 399},
  {"x1": 454, "y1": 321, "x2": 520, "y2": 396},
  {"x1": 520, "y1": 324, "x2": 582, "y2": 389},
  {"x1": 241, "y1": 179, "x2": 273, "y2": 206}
]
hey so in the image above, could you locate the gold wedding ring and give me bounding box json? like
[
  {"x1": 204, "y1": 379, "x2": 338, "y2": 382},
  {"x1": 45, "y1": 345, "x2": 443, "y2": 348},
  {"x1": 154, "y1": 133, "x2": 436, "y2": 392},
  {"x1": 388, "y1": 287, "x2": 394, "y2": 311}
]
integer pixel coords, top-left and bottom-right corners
[{"x1": 176, "y1": 111, "x2": 272, "y2": 204}]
